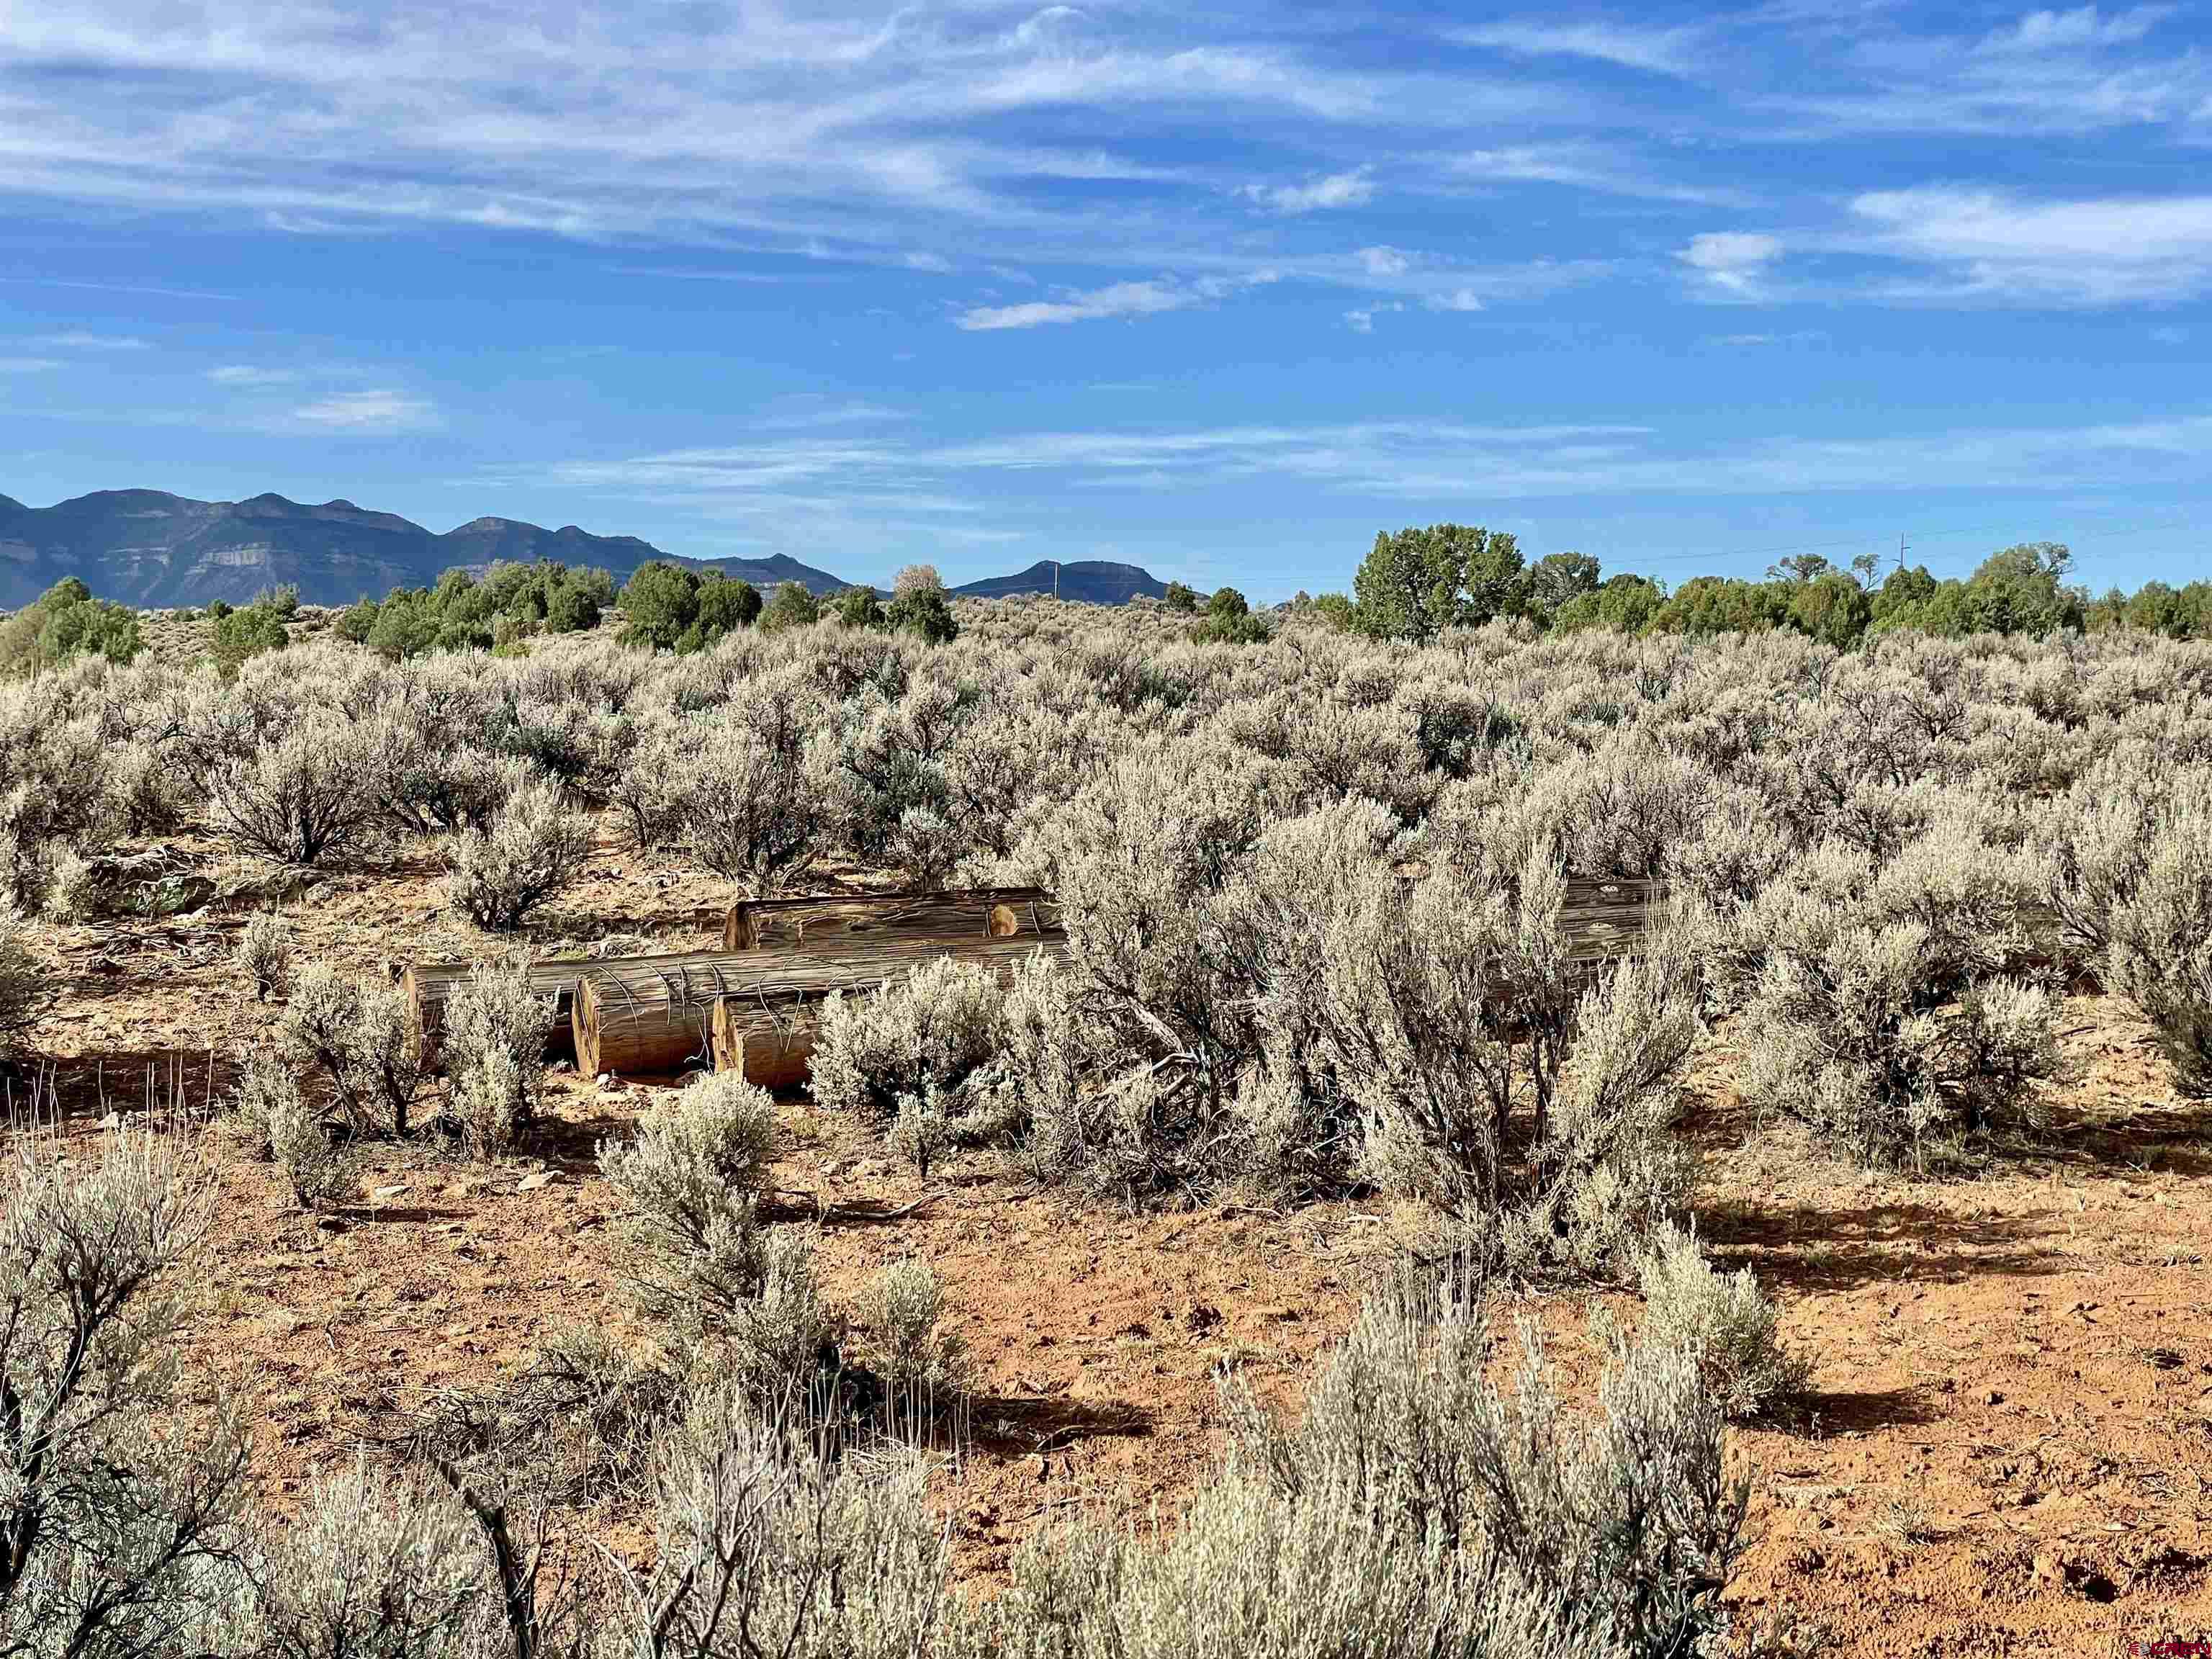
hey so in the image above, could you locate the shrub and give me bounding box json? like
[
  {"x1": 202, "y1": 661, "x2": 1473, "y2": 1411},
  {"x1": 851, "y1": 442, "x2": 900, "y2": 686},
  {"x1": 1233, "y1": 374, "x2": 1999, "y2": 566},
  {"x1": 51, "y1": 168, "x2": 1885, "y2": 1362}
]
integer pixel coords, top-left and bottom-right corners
[
  {"x1": 275, "y1": 960, "x2": 425, "y2": 1138},
  {"x1": 975, "y1": 1279, "x2": 1745, "y2": 1659},
  {"x1": 205, "y1": 709, "x2": 386, "y2": 865},
  {"x1": 600, "y1": 1071, "x2": 778, "y2": 1263},
  {"x1": 238, "y1": 910, "x2": 292, "y2": 1002},
  {"x1": 809, "y1": 956, "x2": 1007, "y2": 1126},
  {"x1": 2104, "y1": 768, "x2": 2212, "y2": 1094},
  {"x1": 439, "y1": 958, "x2": 554, "y2": 1156},
  {"x1": 0, "y1": 917, "x2": 44, "y2": 1056},
  {"x1": 247, "y1": 1459, "x2": 488, "y2": 1657},
  {"x1": 0, "y1": 1122, "x2": 253, "y2": 1654},
  {"x1": 673, "y1": 667, "x2": 833, "y2": 896},
  {"x1": 442, "y1": 772, "x2": 593, "y2": 930},
  {"x1": 1635, "y1": 1225, "x2": 1805, "y2": 1422},
  {"x1": 855, "y1": 1256, "x2": 966, "y2": 1407},
  {"x1": 1739, "y1": 898, "x2": 2056, "y2": 1163},
  {"x1": 235, "y1": 1051, "x2": 359, "y2": 1208}
]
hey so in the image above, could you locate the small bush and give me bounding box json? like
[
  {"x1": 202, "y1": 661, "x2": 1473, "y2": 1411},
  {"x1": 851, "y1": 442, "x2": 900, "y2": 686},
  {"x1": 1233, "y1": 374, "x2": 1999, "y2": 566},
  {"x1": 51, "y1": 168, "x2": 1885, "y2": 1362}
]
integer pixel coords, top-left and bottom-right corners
[
  {"x1": 856, "y1": 1256, "x2": 966, "y2": 1410},
  {"x1": 1635, "y1": 1225, "x2": 1805, "y2": 1422},
  {"x1": 238, "y1": 911, "x2": 292, "y2": 1002},
  {"x1": 440, "y1": 958, "x2": 554, "y2": 1156},
  {"x1": 276, "y1": 960, "x2": 424, "y2": 1137},
  {"x1": 2103, "y1": 767, "x2": 2212, "y2": 1094},
  {"x1": 205, "y1": 710, "x2": 385, "y2": 866},
  {"x1": 600, "y1": 1071, "x2": 778, "y2": 1261},
  {"x1": 248, "y1": 1458, "x2": 488, "y2": 1657},
  {"x1": 236, "y1": 1054, "x2": 358, "y2": 1209},
  {"x1": 809, "y1": 956, "x2": 1006, "y2": 1125},
  {"x1": 442, "y1": 772, "x2": 593, "y2": 930},
  {"x1": 0, "y1": 917, "x2": 43, "y2": 1056}
]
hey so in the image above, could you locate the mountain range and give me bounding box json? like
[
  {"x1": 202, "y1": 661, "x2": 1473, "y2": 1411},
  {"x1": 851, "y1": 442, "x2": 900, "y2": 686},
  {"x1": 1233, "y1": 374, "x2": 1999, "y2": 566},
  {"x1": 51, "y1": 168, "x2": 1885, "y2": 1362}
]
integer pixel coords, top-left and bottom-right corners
[{"x1": 0, "y1": 490, "x2": 1168, "y2": 609}]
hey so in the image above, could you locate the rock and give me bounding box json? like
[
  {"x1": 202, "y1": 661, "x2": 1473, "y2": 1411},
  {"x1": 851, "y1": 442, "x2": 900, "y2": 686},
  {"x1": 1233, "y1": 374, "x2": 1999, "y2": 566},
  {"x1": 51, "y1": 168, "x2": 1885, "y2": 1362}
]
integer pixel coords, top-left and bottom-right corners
[
  {"x1": 370, "y1": 1184, "x2": 410, "y2": 1203},
  {"x1": 516, "y1": 1172, "x2": 556, "y2": 1193}
]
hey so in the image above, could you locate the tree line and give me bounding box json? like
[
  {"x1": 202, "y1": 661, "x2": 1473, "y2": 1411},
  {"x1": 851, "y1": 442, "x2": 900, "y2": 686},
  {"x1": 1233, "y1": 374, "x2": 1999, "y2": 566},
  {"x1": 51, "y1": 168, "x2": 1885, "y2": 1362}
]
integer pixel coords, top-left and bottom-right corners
[{"x1": 1318, "y1": 523, "x2": 2198, "y2": 647}]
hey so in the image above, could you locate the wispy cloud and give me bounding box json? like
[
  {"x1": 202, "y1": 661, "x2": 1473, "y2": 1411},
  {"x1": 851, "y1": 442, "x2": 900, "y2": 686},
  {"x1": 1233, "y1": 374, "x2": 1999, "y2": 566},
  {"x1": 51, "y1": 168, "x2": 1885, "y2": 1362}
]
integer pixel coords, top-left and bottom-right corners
[
  {"x1": 208, "y1": 364, "x2": 300, "y2": 386},
  {"x1": 1848, "y1": 186, "x2": 2212, "y2": 304},
  {"x1": 289, "y1": 389, "x2": 438, "y2": 433},
  {"x1": 955, "y1": 271, "x2": 1274, "y2": 331},
  {"x1": 1357, "y1": 246, "x2": 1411, "y2": 277},
  {"x1": 0, "y1": 358, "x2": 61, "y2": 373},
  {"x1": 1344, "y1": 302, "x2": 1403, "y2": 333},
  {"x1": 1241, "y1": 167, "x2": 1375, "y2": 214},
  {"x1": 1448, "y1": 19, "x2": 1702, "y2": 76},
  {"x1": 518, "y1": 408, "x2": 2212, "y2": 508},
  {"x1": 1678, "y1": 231, "x2": 1782, "y2": 297},
  {"x1": 1976, "y1": 6, "x2": 2169, "y2": 55},
  {"x1": 29, "y1": 331, "x2": 148, "y2": 350}
]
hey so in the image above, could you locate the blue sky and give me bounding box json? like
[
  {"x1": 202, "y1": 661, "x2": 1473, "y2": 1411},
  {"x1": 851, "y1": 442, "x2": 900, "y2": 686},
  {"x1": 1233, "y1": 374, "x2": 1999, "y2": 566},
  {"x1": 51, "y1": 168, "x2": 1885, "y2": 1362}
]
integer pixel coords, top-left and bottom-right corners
[{"x1": 3, "y1": 1, "x2": 2210, "y2": 598}]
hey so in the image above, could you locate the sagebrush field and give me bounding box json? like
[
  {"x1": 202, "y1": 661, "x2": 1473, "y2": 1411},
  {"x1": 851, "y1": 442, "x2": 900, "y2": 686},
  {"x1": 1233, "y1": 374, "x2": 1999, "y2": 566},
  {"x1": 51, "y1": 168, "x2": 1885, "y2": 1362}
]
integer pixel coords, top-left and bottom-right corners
[{"x1": 4, "y1": 592, "x2": 2211, "y2": 1657}]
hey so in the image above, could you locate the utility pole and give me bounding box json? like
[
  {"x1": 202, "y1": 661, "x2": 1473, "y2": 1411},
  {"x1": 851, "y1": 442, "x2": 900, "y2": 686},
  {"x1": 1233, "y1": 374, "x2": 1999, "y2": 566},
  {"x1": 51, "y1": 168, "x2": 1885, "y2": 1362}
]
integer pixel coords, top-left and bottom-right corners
[
  {"x1": 1897, "y1": 531, "x2": 1908, "y2": 575},
  {"x1": 1053, "y1": 560, "x2": 1060, "y2": 600}
]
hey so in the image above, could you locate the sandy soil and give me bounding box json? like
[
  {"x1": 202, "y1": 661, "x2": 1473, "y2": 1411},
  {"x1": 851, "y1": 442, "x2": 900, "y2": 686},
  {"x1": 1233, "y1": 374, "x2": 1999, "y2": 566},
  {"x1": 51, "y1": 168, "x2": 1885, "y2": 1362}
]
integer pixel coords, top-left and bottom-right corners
[{"x1": 26, "y1": 822, "x2": 2212, "y2": 1653}]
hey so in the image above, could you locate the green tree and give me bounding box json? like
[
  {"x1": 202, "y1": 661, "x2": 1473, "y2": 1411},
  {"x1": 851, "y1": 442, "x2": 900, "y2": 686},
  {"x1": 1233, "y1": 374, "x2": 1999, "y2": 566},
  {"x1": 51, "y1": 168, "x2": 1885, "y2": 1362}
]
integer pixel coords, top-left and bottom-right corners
[
  {"x1": 1786, "y1": 569, "x2": 1872, "y2": 649},
  {"x1": 211, "y1": 601, "x2": 289, "y2": 678},
  {"x1": 36, "y1": 595, "x2": 141, "y2": 665},
  {"x1": 685, "y1": 574, "x2": 760, "y2": 644},
  {"x1": 618, "y1": 561, "x2": 703, "y2": 649},
  {"x1": 1353, "y1": 523, "x2": 1524, "y2": 640},
  {"x1": 835, "y1": 585, "x2": 886, "y2": 630},
  {"x1": 1961, "y1": 542, "x2": 2084, "y2": 637},
  {"x1": 1192, "y1": 586, "x2": 1269, "y2": 644},
  {"x1": 1163, "y1": 580, "x2": 1201, "y2": 613},
  {"x1": 1524, "y1": 552, "x2": 1600, "y2": 626},
  {"x1": 758, "y1": 580, "x2": 822, "y2": 634},
  {"x1": 1649, "y1": 576, "x2": 1788, "y2": 638},
  {"x1": 888, "y1": 584, "x2": 957, "y2": 644}
]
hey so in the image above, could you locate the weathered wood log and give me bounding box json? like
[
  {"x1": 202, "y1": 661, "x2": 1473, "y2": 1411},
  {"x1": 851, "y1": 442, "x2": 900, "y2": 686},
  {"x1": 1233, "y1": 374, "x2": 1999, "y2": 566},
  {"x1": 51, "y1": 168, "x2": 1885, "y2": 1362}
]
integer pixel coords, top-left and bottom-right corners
[
  {"x1": 402, "y1": 958, "x2": 585, "y2": 1067},
  {"x1": 576, "y1": 935, "x2": 1069, "y2": 1079},
  {"x1": 723, "y1": 886, "x2": 1061, "y2": 953}
]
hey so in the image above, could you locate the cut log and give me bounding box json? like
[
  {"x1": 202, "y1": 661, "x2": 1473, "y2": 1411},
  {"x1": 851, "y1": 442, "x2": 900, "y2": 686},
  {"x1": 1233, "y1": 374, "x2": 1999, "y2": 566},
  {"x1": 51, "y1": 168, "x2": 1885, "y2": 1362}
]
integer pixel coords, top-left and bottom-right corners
[
  {"x1": 724, "y1": 886, "x2": 1060, "y2": 953},
  {"x1": 402, "y1": 958, "x2": 585, "y2": 1067},
  {"x1": 575, "y1": 934, "x2": 1067, "y2": 1080}
]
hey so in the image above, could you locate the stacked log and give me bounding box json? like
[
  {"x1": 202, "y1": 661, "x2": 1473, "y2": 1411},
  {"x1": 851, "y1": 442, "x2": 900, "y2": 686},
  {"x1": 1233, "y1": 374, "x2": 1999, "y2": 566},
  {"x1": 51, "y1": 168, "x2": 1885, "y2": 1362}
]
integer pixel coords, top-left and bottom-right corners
[
  {"x1": 402, "y1": 958, "x2": 587, "y2": 1066},
  {"x1": 574, "y1": 933, "x2": 1067, "y2": 1081},
  {"x1": 723, "y1": 886, "x2": 1059, "y2": 952}
]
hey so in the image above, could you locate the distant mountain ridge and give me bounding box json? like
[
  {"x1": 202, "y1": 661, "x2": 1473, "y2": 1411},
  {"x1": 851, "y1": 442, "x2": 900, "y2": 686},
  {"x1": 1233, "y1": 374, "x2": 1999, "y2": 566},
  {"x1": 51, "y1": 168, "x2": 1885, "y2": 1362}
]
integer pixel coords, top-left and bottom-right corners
[
  {"x1": 953, "y1": 560, "x2": 1166, "y2": 603},
  {"x1": 0, "y1": 488, "x2": 1166, "y2": 609}
]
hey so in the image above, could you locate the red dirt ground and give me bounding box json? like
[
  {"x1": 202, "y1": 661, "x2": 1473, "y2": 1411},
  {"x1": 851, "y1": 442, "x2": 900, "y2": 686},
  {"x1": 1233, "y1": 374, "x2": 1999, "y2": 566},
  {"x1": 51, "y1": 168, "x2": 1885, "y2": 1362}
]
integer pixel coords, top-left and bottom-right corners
[{"x1": 27, "y1": 826, "x2": 2212, "y2": 1653}]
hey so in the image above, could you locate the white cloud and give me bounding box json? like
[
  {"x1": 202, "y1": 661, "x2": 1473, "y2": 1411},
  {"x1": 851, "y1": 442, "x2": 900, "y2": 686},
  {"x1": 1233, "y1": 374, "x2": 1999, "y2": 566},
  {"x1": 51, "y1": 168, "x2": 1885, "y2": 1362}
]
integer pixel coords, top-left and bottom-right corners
[
  {"x1": 903, "y1": 251, "x2": 953, "y2": 271},
  {"x1": 1977, "y1": 6, "x2": 2167, "y2": 54},
  {"x1": 1448, "y1": 19, "x2": 1701, "y2": 76},
  {"x1": 208, "y1": 364, "x2": 298, "y2": 385},
  {"x1": 955, "y1": 270, "x2": 1272, "y2": 331},
  {"x1": 1241, "y1": 168, "x2": 1375, "y2": 215},
  {"x1": 30, "y1": 331, "x2": 148, "y2": 350},
  {"x1": 290, "y1": 389, "x2": 437, "y2": 433},
  {"x1": 518, "y1": 409, "x2": 2212, "y2": 508},
  {"x1": 1848, "y1": 186, "x2": 2212, "y2": 304},
  {"x1": 1344, "y1": 302, "x2": 1402, "y2": 333},
  {"x1": 1357, "y1": 245, "x2": 1411, "y2": 276},
  {"x1": 1678, "y1": 231, "x2": 1782, "y2": 295},
  {"x1": 0, "y1": 358, "x2": 61, "y2": 373},
  {"x1": 956, "y1": 279, "x2": 1194, "y2": 331},
  {"x1": 1424, "y1": 288, "x2": 1486, "y2": 313}
]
